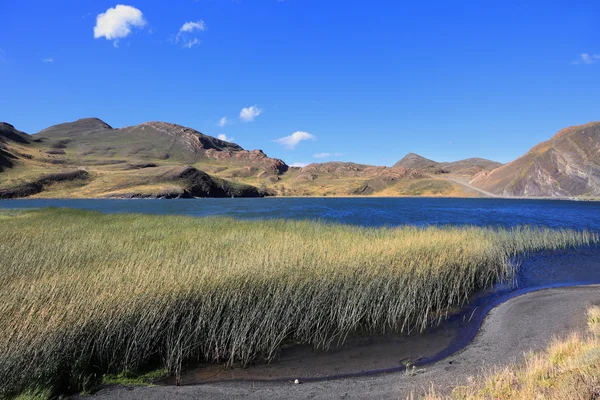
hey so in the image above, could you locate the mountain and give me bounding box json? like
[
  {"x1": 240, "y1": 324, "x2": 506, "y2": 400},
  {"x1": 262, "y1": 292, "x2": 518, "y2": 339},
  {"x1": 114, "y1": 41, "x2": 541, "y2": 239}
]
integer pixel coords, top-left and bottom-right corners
[
  {"x1": 472, "y1": 122, "x2": 600, "y2": 197},
  {"x1": 393, "y1": 153, "x2": 502, "y2": 178},
  {"x1": 3, "y1": 117, "x2": 597, "y2": 199},
  {"x1": 0, "y1": 118, "x2": 276, "y2": 198},
  {"x1": 34, "y1": 119, "x2": 288, "y2": 176}
]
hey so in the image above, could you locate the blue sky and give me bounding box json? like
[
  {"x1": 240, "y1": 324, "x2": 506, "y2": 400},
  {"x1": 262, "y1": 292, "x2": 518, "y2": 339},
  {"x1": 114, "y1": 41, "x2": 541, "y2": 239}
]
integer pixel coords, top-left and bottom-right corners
[{"x1": 0, "y1": 0, "x2": 598, "y2": 166}]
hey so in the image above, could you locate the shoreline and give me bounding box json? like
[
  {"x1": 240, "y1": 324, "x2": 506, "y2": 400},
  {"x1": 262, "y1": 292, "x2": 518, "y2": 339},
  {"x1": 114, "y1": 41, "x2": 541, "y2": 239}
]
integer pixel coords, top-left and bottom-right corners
[
  {"x1": 160, "y1": 281, "x2": 600, "y2": 386},
  {"x1": 88, "y1": 284, "x2": 600, "y2": 399},
  {"x1": 0, "y1": 195, "x2": 599, "y2": 202}
]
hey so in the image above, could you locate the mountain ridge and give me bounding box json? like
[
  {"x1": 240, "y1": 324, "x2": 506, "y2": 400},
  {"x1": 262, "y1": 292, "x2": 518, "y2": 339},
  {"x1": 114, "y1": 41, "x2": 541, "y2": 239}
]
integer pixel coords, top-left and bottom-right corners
[{"x1": 1, "y1": 118, "x2": 598, "y2": 198}]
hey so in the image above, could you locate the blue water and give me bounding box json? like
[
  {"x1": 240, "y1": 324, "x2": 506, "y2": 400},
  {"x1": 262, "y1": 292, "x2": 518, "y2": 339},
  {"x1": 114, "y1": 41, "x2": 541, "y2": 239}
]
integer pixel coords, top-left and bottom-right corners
[{"x1": 1, "y1": 197, "x2": 600, "y2": 230}]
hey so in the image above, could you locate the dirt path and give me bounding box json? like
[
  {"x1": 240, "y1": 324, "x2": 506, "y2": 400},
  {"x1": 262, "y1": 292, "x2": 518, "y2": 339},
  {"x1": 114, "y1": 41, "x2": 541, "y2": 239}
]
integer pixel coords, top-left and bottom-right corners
[
  {"x1": 86, "y1": 285, "x2": 599, "y2": 400},
  {"x1": 440, "y1": 176, "x2": 500, "y2": 198}
]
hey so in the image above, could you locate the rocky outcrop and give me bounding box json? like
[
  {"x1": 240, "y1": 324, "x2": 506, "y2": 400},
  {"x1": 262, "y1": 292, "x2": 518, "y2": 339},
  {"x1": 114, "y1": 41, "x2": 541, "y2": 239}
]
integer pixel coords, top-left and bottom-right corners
[
  {"x1": 205, "y1": 148, "x2": 288, "y2": 175},
  {"x1": 472, "y1": 122, "x2": 600, "y2": 197}
]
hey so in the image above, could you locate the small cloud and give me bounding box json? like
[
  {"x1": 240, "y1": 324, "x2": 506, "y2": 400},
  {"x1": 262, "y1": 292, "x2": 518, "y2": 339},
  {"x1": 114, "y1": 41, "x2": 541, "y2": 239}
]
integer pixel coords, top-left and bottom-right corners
[
  {"x1": 217, "y1": 134, "x2": 235, "y2": 142},
  {"x1": 290, "y1": 162, "x2": 308, "y2": 168},
  {"x1": 0, "y1": 49, "x2": 7, "y2": 64},
  {"x1": 176, "y1": 20, "x2": 206, "y2": 48},
  {"x1": 313, "y1": 152, "x2": 343, "y2": 159},
  {"x1": 217, "y1": 117, "x2": 229, "y2": 127},
  {"x1": 42, "y1": 57, "x2": 54, "y2": 63},
  {"x1": 94, "y1": 5, "x2": 146, "y2": 47},
  {"x1": 183, "y1": 38, "x2": 201, "y2": 48},
  {"x1": 275, "y1": 131, "x2": 316, "y2": 150},
  {"x1": 240, "y1": 105, "x2": 262, "y2": 122},
  {"x1": 180, "y1": 20, "x2": 206, "y2": 34},
  {"x1": 572, "y1": 53, "x2": 600, "y2": 65}
]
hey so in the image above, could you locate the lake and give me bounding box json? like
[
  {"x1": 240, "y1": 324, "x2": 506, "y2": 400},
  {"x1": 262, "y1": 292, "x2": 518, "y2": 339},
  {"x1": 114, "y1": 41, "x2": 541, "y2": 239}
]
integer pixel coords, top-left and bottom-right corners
[{"x1": 1, "y1": 197, "x2": 600, "y2": 230}]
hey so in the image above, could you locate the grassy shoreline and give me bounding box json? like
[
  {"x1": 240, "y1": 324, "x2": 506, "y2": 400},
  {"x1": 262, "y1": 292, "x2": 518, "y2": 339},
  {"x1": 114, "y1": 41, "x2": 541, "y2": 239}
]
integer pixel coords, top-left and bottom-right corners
[{"x1": 0, "y1": 208, "x2": 598, "y2": 397}]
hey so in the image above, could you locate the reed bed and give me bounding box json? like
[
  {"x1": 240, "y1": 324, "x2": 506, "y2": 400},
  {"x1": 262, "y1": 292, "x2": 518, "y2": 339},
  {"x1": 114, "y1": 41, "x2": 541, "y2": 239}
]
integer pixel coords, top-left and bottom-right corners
[{"x1": 0, "y1": 208, "x2": 597, "y2": 397}]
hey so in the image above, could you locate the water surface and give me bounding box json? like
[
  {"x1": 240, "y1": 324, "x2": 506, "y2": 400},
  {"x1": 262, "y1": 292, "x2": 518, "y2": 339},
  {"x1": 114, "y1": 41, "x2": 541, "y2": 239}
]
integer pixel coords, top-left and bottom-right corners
[{"x1": 1, "y1": 197, "x2": 599, "y2": 230}]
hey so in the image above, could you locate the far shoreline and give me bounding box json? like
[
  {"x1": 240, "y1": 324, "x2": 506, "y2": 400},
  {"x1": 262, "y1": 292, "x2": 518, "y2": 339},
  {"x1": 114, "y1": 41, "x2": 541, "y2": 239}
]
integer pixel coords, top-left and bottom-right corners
[{"x1": 1, "y1": 195, "x2": 599, "y2": 202}]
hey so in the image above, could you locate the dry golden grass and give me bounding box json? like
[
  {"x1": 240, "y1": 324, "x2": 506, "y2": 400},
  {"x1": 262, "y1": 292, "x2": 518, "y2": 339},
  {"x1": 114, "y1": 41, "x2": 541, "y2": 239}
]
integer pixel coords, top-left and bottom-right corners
[
  {"x1": 0, "y1": 208, "x2": 597, "y2": 397},
  {"x1": 423, "y1": 306, "x2": 600, "y2": 400}
]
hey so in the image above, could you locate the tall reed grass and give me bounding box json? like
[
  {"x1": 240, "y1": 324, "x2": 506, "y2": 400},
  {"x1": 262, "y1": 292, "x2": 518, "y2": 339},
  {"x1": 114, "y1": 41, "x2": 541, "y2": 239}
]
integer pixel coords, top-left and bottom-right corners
[{"x1": 0, "y1": 208, "x2": 597, "y2": 396}]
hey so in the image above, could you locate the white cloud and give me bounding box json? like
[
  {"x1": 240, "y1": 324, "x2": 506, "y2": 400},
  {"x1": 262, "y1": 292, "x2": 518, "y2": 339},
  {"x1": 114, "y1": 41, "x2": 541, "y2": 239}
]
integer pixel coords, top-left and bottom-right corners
[
  {"x1": 176, "y1": 20, "x2": 206, "y2": 48},
  {"x1": 290, "y1": 162, "x2": 308, "y2": 168},
  {"x1": 572, "y1": 53, "x2": 600, "y2": 65},
  {"x1": 180, "y1": 20, "x2": 206, "y2": 34},
  {"x1": 217, "y1": 134, "x2": 235, "y2": 142},
  {"x1": 183, "y1": 38, "x2": 201, "y2": 48},
  {"x1": 217, "y1": 117, "x2": 229, "y2": 127},
  {"x1": 240, "y1": 105, "x2": 262, "y2": 122},
  {"x1": 275, "y1": 131, "x2": 316, "y2": 150},
  {"x1": 94, "y1": 5, "x2": 146, "y2": 47},
  {"x1": 42, "y1": 57, "x2": 54, "y2": 63},
  {"x1": 313, "y1": 152, "x2": 343, "y2": 159}
]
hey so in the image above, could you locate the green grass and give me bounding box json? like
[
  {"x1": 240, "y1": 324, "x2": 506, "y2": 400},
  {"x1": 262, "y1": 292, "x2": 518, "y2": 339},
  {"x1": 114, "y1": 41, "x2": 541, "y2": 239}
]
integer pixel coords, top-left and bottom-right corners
[
  {"x1": 102, "y1": 368, "x2": 167, "y2": 386},
  {"x1": 0, "y1": 208, "x2": 597, "y2": 397}
]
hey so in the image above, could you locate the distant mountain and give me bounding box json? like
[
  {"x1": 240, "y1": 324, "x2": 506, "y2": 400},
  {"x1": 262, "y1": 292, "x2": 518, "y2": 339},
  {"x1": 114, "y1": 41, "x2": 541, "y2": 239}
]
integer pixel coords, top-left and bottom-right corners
[
  {"x1": 280, "y1": 161, "x2": 474, "y2": 197},
  {"x1": 472, "y1": 122, "x2": 600, "y2": 197},
  {"x1": 393, "y1": 153, "x2": 502, "y2": 178},
  {"x1": 394, "y1": 153, "x2": 438, "y2": 170}
]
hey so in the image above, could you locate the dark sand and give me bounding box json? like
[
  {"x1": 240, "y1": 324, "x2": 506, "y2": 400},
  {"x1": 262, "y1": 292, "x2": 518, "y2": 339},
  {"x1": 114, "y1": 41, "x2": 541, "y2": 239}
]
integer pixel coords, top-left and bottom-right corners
[{"x1": 87, "y1": 285, "x2": 600, "y2": 399}]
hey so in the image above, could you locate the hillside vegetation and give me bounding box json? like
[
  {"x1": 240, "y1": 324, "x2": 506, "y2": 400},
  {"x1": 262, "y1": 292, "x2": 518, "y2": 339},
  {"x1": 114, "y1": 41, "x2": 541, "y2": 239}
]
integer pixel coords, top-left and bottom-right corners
[{"x1": 0, "y1": 208, "x2": 597, "y2": 397}]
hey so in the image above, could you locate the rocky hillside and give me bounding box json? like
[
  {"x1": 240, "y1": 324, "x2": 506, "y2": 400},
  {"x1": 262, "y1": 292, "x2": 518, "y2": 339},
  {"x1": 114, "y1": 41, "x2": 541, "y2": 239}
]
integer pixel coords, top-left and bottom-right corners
[
  {"x1": 472, "y1": 122, "x2": 600, "y2": 197},
  {"x1": 0, "y1": 123, "x2": 31, "y2": 172}
]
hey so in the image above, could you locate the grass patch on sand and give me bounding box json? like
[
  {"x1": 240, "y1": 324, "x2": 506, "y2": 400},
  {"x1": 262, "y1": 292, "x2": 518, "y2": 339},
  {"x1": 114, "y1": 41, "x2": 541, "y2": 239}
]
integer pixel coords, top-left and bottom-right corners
[
  {"x1": 102, "y1": 368, "x2": 168, "y2": 386},
  {"x1": 424, "y1": 305, "x2": 600, "y2": 399},
  {"x1": 0, "y1": 208, "x2": 597, "y2": 397}
]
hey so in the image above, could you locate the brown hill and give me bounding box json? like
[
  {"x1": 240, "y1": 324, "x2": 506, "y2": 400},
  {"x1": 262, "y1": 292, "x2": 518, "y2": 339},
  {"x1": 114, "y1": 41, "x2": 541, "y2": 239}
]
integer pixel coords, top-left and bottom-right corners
[
  {"x1": 393, "y1": 153, "x2": 502, "y2": 178},
  {"x1": 34, "y1": 119, "x2": 288, "y2": 176},
  {"x1": 472, "y1": 122, "x2": 600, "y2": 197}
]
